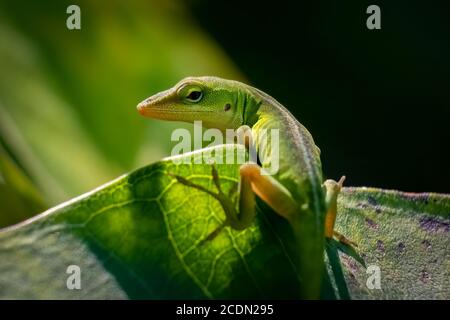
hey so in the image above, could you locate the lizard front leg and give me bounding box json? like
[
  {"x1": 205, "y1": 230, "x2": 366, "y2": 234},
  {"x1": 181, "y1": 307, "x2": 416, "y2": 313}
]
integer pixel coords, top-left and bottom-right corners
[
  {"x1": 170, "y1": 163, "x2": 298, "y2": 235},
  {"x1": 170, "y1": 125, "x2": 299, "y2": 238}
]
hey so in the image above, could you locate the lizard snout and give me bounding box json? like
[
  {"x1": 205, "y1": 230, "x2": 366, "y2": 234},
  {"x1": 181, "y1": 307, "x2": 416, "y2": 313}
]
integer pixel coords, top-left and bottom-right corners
[
  {"x1": 137, "y1": 88, "x2": 173, "y2": 116},
  {"x1": 136, "y1": 100, "x2": 147, "y2": 115}
]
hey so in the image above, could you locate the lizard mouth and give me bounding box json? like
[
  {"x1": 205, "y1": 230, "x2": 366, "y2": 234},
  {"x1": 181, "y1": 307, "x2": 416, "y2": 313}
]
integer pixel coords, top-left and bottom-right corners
[
  {"x1": 137, "y1": 89, "x2": 173, "y2": 116},
  {"x1": 137, "y1": 104, "x2": 172, "y2": 118},
  {"x1": 136, "y1": 100, "x2": 151, "y2": 116}
]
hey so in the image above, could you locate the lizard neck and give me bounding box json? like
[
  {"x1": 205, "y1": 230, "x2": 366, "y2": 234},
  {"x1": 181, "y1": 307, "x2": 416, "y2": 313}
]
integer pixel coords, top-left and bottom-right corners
[
  {"x1": 236, "y1": 85, "x2": 263, "y2": 127},
  {"x1": 247, "y1": 84, "x2": 325, "y2": 204}
]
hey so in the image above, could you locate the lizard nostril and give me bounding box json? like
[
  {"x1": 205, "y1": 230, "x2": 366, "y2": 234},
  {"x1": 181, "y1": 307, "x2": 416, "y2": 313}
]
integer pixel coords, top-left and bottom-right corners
[{"x1": 224, "y1": 103, "x2": 231, "y2": 111}]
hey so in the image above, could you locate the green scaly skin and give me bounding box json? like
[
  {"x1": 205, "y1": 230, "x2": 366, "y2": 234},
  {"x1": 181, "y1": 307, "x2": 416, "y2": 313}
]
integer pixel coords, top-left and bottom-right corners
[{"x1": 138, "y1": 76, "x2": 327, "y2": 299}]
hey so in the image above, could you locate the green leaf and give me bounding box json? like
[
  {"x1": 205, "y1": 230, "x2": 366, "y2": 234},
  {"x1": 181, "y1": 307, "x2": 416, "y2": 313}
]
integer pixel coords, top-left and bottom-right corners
[
  {"x1": 337, "y1": 187, "x2": 450, "y2": 299},
  {"x1": 0, "y1": 145, "x2": 300, "y2": 299},
  {"x1": 0, "y1": 145, "x2": 448, "y2": 299}
]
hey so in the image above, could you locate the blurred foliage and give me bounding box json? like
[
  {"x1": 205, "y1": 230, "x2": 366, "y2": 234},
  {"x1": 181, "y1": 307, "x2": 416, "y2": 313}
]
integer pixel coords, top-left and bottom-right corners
[
  {"x1": 0, "y1": 144, "x2": 46, "y2": 226},
  {"x1": 0, "y1": 0, "x2": 242, "y2": 226}
]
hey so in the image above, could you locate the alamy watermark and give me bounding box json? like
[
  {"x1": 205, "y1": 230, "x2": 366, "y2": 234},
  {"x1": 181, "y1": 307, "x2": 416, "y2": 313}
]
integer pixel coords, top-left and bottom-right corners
[
  {"x1": 366, "y1": 264, "x2": 381, "y2": 289},
  {"x1": 366, "y1": 5, "x2": 381, "y2": 30},
  {"x1": 170, "y1": 121, "x2": 280, "y2": 176},
  {"x1": 66, "y1": 264, "x2": 81, "y2": 290},
  {"x1": 66, "y1": 5, "x2": 81, "y2": 30}
]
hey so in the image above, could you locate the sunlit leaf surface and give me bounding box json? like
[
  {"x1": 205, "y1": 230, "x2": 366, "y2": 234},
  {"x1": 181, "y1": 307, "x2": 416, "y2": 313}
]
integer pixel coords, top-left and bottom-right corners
[{"x1": 0, "y1": 145, "x2": 448, "y2": 299}]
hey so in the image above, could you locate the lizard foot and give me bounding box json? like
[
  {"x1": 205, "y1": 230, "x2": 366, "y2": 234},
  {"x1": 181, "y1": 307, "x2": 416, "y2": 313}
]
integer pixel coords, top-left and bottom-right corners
[{"x1": 168, "y1": 164, "x2": 239, "y2": 242}]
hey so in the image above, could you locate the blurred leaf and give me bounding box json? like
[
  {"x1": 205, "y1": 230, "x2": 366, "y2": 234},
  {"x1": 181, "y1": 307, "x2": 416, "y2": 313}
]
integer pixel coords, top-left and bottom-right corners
[
  {"x1": 0, "y1": 0, "x2": 243, "y2": 170},
  {"x1": 0, "y1": 25, "x2": 119, "y2": 203},
  {"x1": 0, "y1": 145, "x2": 448, "y2": 299},
  {"x1": 0, "y1": 143, "x2": 46, "y2": 227},
  {"x1": 0, "y1": 0, "x2": 244, "y2": 220}
]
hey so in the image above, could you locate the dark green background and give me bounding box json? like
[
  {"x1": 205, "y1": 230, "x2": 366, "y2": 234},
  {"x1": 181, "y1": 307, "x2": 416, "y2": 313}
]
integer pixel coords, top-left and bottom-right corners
[{"x1": 188, "y1": 0, "x2": 450, "y2": 193}]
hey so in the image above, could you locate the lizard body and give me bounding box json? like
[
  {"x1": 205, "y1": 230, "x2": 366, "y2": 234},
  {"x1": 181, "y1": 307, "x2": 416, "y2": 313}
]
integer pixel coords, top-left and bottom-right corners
[{"x1": 138, "y1": 76, "x2": 345, "y2": 299}]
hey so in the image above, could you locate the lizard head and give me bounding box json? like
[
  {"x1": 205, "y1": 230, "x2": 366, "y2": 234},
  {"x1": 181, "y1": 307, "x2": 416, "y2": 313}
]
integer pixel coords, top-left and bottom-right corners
[{"x1": 137, "y1": 76, "x2": 245, "y2": 131}]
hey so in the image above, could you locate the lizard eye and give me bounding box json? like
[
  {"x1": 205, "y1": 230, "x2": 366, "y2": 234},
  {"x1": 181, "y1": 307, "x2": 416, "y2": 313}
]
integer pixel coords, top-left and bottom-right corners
[{"x1": 185, "y1": 90, "x2": 203, "y2": 103}]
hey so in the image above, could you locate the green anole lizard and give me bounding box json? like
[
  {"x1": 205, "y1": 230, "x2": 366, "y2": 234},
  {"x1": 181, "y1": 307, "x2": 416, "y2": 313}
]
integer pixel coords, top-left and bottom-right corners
[{"x1": 137, "y1": 76, "x2": 353, "y2": 299}]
